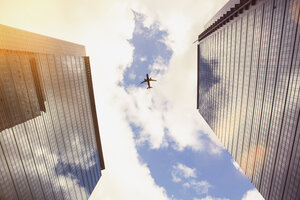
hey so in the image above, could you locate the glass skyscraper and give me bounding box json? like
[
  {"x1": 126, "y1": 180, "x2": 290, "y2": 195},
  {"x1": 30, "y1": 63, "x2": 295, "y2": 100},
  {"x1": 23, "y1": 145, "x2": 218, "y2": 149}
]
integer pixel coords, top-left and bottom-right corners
[
  {"x1": 197, "y1": 0, "x2": 299, "y2": 199},
  {"x1": 0, "y1": 24, "x2": 104, "y2": 200}
]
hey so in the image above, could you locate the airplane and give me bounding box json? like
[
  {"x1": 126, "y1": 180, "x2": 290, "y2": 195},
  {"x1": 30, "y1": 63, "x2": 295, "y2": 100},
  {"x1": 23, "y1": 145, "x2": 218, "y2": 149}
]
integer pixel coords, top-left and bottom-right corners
[{"x1": 140, "y1": 74, "x2": 156, "y2": 89}]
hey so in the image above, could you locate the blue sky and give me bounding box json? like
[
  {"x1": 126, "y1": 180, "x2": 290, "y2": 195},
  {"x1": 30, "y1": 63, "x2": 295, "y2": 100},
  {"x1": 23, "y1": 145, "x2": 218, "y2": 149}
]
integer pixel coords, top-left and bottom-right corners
[
  {"x1": 123, "y1": 11, "x2": 172, "y2": 88},
  {"x1": 121, "y1": 11, "x2": 257, "y2": 200}
]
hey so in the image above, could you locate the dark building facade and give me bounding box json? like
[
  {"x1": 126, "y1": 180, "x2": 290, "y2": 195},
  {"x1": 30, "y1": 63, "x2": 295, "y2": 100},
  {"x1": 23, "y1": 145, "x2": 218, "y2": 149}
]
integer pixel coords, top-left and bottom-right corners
[
  {"x1": 197, "y1": 0, "x2": 299, "y2": 199},
  {"x1": 0, "y1": 24, "x2": 104, "y2": 200}
]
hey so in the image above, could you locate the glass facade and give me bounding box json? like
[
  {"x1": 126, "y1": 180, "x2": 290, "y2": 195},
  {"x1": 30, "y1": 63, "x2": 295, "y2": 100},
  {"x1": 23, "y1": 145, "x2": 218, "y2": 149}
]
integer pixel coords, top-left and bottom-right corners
[
  {"x1": 0, "y1": 25, "x2": 104, "y2": 200},
  {"x1": 197, "y1": 0, "x2": 300, "y2": 199}
]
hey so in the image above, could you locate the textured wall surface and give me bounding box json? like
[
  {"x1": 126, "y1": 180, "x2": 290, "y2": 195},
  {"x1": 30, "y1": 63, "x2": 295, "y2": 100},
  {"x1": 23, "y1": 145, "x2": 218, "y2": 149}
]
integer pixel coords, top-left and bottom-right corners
[
  {"x1": 198, "y1": 0, "x2": 300, "y2": 199},
  {"x1": 0, "y1": 25, "x2": 103, "y2": 200}
]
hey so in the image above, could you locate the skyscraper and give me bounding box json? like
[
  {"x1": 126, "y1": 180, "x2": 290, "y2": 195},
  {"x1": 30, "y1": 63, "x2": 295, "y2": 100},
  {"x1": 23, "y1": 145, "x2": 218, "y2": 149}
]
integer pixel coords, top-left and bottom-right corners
[
  {"x1": 0, "y1": 24, "x2": 105, "y2": 200},
  {"x1": 197, "y1": 0, "x2": 299, "y2": 199}
]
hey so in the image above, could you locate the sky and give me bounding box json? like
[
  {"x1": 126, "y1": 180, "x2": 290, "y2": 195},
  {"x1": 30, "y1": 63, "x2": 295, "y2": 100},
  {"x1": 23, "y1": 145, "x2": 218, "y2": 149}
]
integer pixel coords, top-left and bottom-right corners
[{"x1": 0, "y1": 0, "x2": 265, "y2": 199}]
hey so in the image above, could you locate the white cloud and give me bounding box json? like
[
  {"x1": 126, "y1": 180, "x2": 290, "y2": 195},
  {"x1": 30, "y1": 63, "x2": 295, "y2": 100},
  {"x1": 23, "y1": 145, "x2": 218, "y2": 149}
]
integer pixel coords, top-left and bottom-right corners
[
  {"x1": 196, "y1": 196, "x2": 230, "y2": 200},
  {"x1": 171, "y1": 163, "x2": 211, "y2": 195},
  {"x1": 150, "y1": 56, "x2": 168, "y2": 72},
  {"x1": 242, "y1": 189, "x2": 264, "y2": 200},
  {"x1": 172, "y1": 163, "x2": 197, "y2": 183},
  {"x1": 119, "y1": 0, "x2": 228, "y2": 153},
  {"x1": 89, "y1": 96, "x2": 170, "y2": 199},
  {"x1": 130, "y1": 0, "x2": 228, "y2": 54},
  {"x1": 183, "y1": 180, "x2": 211, "y2": 195},
  {"x1": 140, "y1": 56, "x2": 147, "y2": 62},
  {"x1": 172, "y1": 175, "x2": 182, "y2": 183},
  {"x1": 129, "y1": 72, "x2": 136, "y2": 80}
]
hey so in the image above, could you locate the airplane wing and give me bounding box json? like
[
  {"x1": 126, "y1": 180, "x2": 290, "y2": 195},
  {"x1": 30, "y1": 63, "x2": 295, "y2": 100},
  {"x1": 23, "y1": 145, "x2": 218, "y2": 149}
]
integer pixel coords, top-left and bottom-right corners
[
  {"x1": 140, "y1": 79, "x2": 147, "y2": 84},
  {"x1": 149, "y1": 78, "x2": 156, "y2": 81}
]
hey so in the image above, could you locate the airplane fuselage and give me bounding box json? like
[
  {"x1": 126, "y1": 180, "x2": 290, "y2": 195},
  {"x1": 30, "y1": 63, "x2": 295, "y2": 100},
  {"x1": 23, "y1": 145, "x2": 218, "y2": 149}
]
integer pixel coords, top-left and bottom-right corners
[
  {"x1": 146, "y1": 74, "x2": 151, "y2": 88},
  {"x1": 140, "y1": 73, "x2": 156, "y2": 89}
]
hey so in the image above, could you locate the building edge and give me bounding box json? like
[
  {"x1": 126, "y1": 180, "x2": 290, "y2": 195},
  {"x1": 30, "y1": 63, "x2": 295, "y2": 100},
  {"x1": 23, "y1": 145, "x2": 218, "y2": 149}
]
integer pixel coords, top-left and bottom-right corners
[
  {"x1": 0, "y1": 24, "x2": 86, "y2": 56},
  {"x1": 84, "y1": 56, "x2": 105, "y2": 170},
  {"x1": 198, "y1": 0, "x2": 266, "y2": 42},
  {"x1": 197, "y1": 44, "x2": 200, "y2": 109}
]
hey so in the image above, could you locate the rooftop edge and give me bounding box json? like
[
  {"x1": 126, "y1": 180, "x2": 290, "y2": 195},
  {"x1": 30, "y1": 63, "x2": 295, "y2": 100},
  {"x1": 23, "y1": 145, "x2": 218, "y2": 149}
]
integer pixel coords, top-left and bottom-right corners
[{"x1": 198, "y1": 0, "x2": 265, "y2": 42}]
